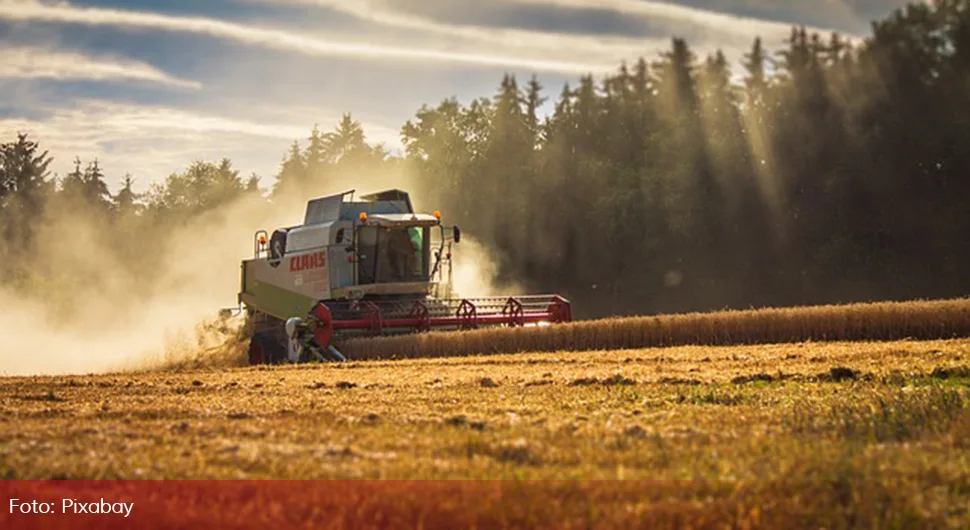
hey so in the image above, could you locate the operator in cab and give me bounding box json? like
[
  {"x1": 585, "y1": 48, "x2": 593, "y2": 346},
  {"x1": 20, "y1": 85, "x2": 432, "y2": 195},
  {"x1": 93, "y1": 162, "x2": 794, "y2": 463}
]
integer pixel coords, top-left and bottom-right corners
[{"x1": 386, "y1": 227, "x2": 419, "y2": 282}]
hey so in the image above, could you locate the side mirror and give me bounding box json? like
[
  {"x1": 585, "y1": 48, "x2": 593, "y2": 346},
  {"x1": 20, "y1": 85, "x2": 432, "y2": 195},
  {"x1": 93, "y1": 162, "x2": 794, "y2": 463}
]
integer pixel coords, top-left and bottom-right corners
[{"x1": 453, "y1": 225, "x2": 461, "y2": 244}]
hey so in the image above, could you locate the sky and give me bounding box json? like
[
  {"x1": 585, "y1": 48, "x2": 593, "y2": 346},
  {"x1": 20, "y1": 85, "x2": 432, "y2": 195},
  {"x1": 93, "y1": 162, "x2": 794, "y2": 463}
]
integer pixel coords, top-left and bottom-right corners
[{"x1": 0, "y1": 0, "x2": 911, "y2": 193}]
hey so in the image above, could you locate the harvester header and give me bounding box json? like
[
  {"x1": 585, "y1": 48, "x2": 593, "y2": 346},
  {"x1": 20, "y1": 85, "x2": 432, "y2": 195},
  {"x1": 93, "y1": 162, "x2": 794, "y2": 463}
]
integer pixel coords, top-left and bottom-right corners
[{"x1": 234, "y1": 188, "x2": 571, "y2": 364}]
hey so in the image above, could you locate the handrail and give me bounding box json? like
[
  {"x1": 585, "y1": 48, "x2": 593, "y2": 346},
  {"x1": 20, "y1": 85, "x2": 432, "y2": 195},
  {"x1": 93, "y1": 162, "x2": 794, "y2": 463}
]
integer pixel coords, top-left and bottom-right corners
[{"x1": 253, "y1": 230, "x2": 269, "y2": 259}]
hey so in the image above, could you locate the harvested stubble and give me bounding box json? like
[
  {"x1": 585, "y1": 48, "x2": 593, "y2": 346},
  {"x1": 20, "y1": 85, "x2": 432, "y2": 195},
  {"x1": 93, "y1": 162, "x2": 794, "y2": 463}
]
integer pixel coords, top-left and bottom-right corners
[
  {"x1": 340, "y1": 297, "x2": 970, "y2": 360},
  {"x1": 5, "y1": 339, "x2": 970, "y2": 527}
]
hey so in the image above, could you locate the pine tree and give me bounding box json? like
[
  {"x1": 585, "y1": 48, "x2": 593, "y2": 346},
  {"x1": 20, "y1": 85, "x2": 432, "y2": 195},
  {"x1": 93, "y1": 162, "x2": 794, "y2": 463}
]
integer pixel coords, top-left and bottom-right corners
[
  {"x1": 272, "y1": 141, "x2": 306, "y2": 197},
  {"x1": 305, "y1": 125, "x2": 329, "y2": 183},
  {"x1": 0, "y1": 133, "x2": 53, "y2": 207},
  {"x1": 653, "y1": 38, "x2": 699, "y2": 113},
  {"x1": 212, "y1": 158, "x2": 244, "y2": 206},
  {"x1": 60, "y1": 156, "x2": 86, "y2": 201},
  {"x1": 0, "y1": 133, "x2": 54, "y2": 249},
  {"x1": 326, "y1": 113, "x2": 367, "y2": 164},
  {"x1": 245, "y1": 173, "x2": 261, "y2": 195},
  {"x1": 82, "y1": 159, "x2": 112, "y2": 211},
  {"x1": 483, "y1": 74, "x2": 532, "y2": 266},
  {"x1": 743, "y1": 37, "x2": 769, "y2": 99},
  {"x1": 113, "y1": 173, "x2": 142, "y2": 216},
  {"x1": 524, "y1": 75, "x2": 546, "y2": 147}
]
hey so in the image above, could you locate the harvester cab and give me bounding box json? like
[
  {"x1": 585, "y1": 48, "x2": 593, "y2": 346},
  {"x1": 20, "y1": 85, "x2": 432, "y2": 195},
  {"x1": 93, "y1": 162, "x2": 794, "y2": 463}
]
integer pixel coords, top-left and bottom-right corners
[{"x1": 237, "y1": 189, "x2": 571, "y2": 364}]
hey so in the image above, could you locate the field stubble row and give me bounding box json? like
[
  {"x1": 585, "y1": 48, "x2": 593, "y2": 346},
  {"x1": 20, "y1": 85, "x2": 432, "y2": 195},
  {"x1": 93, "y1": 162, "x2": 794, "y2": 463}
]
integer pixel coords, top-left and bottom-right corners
[{"x1": 339, "y1": 297, "x2": 970, "y2": 360}]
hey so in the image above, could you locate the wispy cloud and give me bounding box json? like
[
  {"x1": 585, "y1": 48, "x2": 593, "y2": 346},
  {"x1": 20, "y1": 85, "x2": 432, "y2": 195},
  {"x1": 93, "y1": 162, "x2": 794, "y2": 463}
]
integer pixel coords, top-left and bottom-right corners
[
  {"x1": 507, "y1": 0, "x2": 857, "y2": 40},
  {"x1": 263, "y1": 0, "x2": 858, "y2": 48},
  {"x1": 253, "y1": 0, "x2": 673, "y2": 59},
  {"x1": 661, "y1": 0, "x2": 908, "y2": 33},
  {"x1": 0, "y1": 46, "x2": 201, "y2": 88},
  {"x1": 0, "y1": 99, "x2": 399, "y2": 187},
  {"x1": 245, "y1": 0, "x2": 858, "y2": 74},
  {"x1": 0, "y1": 0, "x2": 610, "y2": 73}
]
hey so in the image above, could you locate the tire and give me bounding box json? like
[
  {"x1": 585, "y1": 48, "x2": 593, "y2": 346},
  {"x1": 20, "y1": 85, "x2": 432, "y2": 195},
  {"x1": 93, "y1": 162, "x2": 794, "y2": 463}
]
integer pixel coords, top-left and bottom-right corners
[
  {"x1": 269, "y1": 229, "x2": 288, "y2": 268},
  {"x1": 247, "y1": 331, "x2": 287, "y2": 365}
]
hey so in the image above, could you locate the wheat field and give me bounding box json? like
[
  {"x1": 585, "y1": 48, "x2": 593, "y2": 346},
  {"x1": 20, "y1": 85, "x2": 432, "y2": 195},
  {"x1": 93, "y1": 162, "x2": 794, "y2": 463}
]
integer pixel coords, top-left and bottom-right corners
[
  {"x1": 338, "y1": 297, "x2": 970, "y2": 360},
  {"x1": 2, "y1": 338, "x2": 970, "y2": 528}
]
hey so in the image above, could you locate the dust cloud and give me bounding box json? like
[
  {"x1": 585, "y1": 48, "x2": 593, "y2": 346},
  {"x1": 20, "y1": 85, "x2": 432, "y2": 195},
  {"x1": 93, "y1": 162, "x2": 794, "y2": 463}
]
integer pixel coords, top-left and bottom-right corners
[
  {"x1": 0, "y1": 194, "x2": 289, "y2": 376},
  {"x1": 449, "y1": 235, "x2": 524, "y2": 299},
  {"x1": 0, "y1": 166, "x2": 509, "y2": 376}
]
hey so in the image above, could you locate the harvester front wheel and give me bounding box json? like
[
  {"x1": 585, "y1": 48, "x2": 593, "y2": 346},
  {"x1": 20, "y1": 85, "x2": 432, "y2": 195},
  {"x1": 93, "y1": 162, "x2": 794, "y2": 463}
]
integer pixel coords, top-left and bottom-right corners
[{"x1": 248, "y1": 331, "x2": 287, "y2": 365}]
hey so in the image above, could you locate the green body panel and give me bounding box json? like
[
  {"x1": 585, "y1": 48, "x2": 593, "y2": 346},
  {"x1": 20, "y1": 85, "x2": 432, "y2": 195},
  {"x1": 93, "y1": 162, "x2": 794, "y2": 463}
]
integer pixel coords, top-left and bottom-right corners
[{"x1": 239, "y1": 260, "x2": 318, "y2": 321}]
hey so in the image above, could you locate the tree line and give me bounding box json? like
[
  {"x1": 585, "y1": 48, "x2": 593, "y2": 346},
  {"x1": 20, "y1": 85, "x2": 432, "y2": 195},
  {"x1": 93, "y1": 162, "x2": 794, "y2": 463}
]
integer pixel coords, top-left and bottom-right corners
[{"x1": 2, "y1": 1, "x2": 968, "y2": 318}]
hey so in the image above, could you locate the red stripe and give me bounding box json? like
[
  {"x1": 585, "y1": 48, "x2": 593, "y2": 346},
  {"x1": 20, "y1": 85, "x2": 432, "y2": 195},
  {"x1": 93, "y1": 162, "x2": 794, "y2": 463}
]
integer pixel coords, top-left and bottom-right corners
[
  {"x1": 0, "y1": 480, "x2": 736, "y2": 530},
  {"x1": 330, "y1": 312, "x2": 554, "y2": 330}
]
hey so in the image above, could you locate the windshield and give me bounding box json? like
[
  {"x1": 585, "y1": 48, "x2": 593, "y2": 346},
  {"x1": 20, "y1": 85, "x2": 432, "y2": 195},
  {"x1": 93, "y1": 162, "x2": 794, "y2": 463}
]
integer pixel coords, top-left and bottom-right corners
[{"x1": 361, "y1": 226, "x2": 430, "y2": 284}]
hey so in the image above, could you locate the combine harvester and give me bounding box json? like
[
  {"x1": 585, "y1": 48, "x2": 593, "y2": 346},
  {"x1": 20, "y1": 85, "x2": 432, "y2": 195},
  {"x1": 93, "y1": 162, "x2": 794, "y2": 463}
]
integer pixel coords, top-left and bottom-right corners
[{"x1": 233, "y1": 189, "x2": 572, "y2": 364}]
